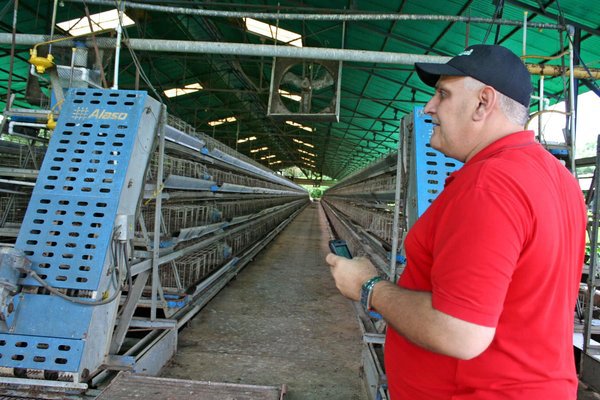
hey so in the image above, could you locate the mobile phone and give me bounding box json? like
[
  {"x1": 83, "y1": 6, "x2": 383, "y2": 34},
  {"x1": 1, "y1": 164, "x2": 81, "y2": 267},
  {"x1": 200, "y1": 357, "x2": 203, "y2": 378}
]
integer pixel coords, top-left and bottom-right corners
[{"x1": 329, "y1": 239, "x2": 353, "y2": 259}]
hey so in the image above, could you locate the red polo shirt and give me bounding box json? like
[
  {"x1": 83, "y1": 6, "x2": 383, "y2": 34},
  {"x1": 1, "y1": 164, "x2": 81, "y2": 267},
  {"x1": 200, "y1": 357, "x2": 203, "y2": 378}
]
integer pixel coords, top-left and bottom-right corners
[{"x1": 385, "y1": 131, "x2": 586, "y2": 399}]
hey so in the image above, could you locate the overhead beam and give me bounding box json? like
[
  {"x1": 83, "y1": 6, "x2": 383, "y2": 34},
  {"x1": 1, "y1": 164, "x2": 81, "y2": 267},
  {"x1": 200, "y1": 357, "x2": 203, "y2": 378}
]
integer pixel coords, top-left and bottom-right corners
[
  {"x1": 0, "y1": 33, "x2": 451, "y2": 65},
  {"x1": 504, "y1": 0, "x2": 600, "y2": 37},
  {"x1": 63, "y1": 0, "x2": 565, "y2": 30},
  {"x1": 3, "y1": 34, "x2": 596, "y2": 80}
]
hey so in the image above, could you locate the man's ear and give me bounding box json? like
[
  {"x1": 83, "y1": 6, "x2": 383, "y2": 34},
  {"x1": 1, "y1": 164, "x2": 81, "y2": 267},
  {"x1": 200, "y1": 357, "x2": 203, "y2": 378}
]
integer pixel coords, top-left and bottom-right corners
[{"x1": 473, "y1": 86, "x2": 497, "y2": 121}]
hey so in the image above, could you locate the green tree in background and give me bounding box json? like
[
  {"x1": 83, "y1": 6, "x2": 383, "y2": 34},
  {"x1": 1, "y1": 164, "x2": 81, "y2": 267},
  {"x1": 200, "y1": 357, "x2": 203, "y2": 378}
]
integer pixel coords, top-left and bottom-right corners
[{"x1": 310, "y1": 188, "x2": 323, "y2": 199}]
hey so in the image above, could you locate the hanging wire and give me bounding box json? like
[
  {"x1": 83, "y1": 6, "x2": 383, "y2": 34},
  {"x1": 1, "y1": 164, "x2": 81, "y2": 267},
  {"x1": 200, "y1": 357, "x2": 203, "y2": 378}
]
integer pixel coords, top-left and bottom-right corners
[
  {"x1": 493, "y1": 0, "x2": 505, "y2": 44},
  {"x1": 482, "y1": 0, "x2": 505, "y2": 44},
  {"x1": 24, "y1": 228, "x2": 124, "y2": 306},
  {"x1": 111, "y1": 0, "x2": 163, "y2": 101}
]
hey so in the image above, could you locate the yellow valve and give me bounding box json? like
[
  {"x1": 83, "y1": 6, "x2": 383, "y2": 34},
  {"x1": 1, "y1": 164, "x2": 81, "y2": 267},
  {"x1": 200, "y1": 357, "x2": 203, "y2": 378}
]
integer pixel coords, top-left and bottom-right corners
[
  {"x1": 47, "y1": 113, "x2": 57, "y2": 130},
  {"x1": 28, "y1": 29, "x2": 113, "y2": 74},
  {"x1": 29, "y1": 48, "x2": 54, "y2": 74}
]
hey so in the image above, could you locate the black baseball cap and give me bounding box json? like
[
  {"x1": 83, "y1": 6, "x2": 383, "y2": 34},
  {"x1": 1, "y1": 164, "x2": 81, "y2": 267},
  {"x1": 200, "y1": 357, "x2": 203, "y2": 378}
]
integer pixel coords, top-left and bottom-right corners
[{"x1": 415, "y1": 44, "x2": 533, "y2": 108}]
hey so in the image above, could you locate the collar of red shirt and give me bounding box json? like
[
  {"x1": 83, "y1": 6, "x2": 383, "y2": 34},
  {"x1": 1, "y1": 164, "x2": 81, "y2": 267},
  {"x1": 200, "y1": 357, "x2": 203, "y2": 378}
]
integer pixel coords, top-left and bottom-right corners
[
  {"x1": 444, "y1": 130, "x2": 535, "y2": 187},
  {"x1": 466, "y1": 130, "x2": 536, "y2": 165}
]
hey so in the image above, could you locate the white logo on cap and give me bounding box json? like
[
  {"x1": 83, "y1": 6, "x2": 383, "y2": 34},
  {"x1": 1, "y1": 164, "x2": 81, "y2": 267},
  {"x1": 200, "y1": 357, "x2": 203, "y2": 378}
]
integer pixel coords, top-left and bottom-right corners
[{"x1": 457, "y1": 49, "x2": 474, "y2": 56}]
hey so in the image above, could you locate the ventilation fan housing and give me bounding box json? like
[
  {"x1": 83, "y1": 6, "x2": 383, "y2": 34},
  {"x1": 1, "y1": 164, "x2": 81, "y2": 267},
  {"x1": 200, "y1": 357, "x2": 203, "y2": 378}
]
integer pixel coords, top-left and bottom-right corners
[{"x1": 268, "y1": 58, "x2": 342, "y2": 122}]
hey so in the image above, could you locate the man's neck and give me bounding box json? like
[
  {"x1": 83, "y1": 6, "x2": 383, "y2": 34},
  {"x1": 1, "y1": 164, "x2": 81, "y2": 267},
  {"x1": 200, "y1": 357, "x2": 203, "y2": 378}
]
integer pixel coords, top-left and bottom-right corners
[{"x1": 465, "y1": 115, "x2": 525, "y2": 162}]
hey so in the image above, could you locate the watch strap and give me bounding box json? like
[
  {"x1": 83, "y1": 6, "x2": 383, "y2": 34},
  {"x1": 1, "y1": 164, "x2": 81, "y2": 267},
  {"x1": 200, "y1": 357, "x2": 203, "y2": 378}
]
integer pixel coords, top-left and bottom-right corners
[{"x1": 360, "y1": 276, "x2": 384, "y2": 316}]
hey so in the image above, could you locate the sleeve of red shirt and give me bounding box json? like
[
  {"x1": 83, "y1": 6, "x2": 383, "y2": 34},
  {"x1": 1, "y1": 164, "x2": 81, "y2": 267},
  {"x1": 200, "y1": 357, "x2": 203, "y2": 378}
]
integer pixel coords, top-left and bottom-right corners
[{"x1": 430, "y1": 171, "x2": 532, "y2": 327}]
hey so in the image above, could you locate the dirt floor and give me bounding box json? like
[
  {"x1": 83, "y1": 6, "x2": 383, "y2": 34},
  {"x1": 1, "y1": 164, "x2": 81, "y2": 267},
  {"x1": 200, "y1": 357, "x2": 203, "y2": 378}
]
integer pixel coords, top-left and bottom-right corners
[{"x1": 161, "y1": 203, "x2": 367, "y2": 400}]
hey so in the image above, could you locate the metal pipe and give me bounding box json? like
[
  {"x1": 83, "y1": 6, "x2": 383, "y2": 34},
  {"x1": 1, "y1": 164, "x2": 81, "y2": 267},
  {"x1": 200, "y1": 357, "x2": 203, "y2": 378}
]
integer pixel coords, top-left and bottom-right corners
[
  {"x1": 111, "y1": 1, "x2": 124, "y2": 89},
  {"x1": 538, "y1": 75, "x2": 544, "y2": 140},
  {"x1": 0, "y1": 376, "x2": 87, "y2": 391},
  {"x1": 49, "y1": 0, "x2": 59, "y2": 53},
  {"x1": 390, "y1": 128, "x2": 403, "y2": 280},
  {"x1": 568, "y1": 26, "x2": 577, "y2": 173},
  {"x1": 4, "y1": 33, "x2": 599, "y2": 78},
  {"x1": 522, "y1": 11, "x2": 528, "y2": 56},
  {"x1": 125, "y1": 38, "x2": 449, "y2": 65},
  {"x1": 583, "y1": 134, "x2": 600, "y2": 354},
  {"x1": 0, "y1": 178, "x2": 35, "y2": 187},
  {"x1": 0, "y1": 32, "x2": 449, "y2": 63},
  {"x1": 5, "y1": 0, "x2": 18, "y2": 106},
  {"x1": 151, "y1": 104, "x2": 167, "y2": 321},
  {"x1": 63, "y1": 0, "x2": 565, "y2": 30},
  {"x1": 8, "y1": 121, "x2": 47, "y2": 135},
  {"x1": 525, "y1": 63, "x2": 600, "y2": 79}
]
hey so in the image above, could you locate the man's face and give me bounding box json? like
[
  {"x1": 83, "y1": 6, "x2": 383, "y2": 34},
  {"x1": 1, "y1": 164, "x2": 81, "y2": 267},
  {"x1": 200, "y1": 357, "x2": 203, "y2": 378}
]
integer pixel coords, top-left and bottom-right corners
[{"x1": 423, "y1": 76, "x2": 481, "y2": 162}]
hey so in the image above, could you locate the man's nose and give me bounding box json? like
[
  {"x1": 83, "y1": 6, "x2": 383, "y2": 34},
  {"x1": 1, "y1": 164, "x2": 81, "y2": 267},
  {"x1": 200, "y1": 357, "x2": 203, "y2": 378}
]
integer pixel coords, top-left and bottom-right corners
[{"x1": 424, "y1": 97, "x2": 436, "y2": 115}]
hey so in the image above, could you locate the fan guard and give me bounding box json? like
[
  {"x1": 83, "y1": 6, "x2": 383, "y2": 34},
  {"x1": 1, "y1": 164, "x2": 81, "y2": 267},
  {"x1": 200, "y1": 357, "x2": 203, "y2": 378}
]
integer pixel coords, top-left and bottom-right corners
[{"x1": 268, "y1": 58, "x2": 341, "y2": 122}]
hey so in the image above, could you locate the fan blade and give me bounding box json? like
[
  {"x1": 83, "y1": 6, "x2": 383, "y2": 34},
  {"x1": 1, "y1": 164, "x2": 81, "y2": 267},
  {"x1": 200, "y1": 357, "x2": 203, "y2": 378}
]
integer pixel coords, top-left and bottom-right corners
[
  {"x1": 281, "y1": 71, "x2": 304, "y2": 89},
  {"x1": 311, "y1": 72, "x2": 334, "y2": 91},
  {"x1": 300, "y1": 91, "x2": 312, "y2": 113}
]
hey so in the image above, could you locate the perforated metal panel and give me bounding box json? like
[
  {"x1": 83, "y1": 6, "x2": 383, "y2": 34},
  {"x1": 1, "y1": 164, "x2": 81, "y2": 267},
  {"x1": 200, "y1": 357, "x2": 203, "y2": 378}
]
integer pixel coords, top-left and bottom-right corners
[
  {"x1": 17, "y1": 89, "x2": 147, "y2": 291},
  {"x1": 1, "y1": 88, "x2": 158, "y2": 375},
  {"x1": 409, "y1": 106, "x2": 462, "y2": 221},
  {"x1": 0, "y1": 334, "x2": 83, "y2": 371}
]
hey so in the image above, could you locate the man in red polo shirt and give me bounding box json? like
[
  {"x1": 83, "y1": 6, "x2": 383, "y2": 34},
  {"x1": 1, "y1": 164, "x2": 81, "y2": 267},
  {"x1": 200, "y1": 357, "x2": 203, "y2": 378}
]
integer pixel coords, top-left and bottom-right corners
[{"x1": 326, "y1": 44, "x2": 586, "y2": 399}]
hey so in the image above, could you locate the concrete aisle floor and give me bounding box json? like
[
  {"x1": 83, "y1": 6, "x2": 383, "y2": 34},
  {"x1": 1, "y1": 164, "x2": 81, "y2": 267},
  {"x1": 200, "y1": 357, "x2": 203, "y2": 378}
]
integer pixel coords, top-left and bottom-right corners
[
  {"x1": 161, "y1": 202, "x2": 367, "y2": 400},
  {"x1": 580, "y1": 382, "x2": 600, "y2": 400}
]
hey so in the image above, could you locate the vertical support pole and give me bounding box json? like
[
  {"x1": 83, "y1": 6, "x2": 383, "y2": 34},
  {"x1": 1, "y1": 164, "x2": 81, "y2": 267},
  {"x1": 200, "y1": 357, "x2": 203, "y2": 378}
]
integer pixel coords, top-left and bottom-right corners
[
  {"x1": 151, "y1": 104, "x2": 167, "y2": 320},
  {"x1": 110, "y1": 270, "x2": 151, "y2": 354},
  {"x1": 49, "y1": 0, "x2": 58, "y2": 54},
  {"x1": 538, "y1": 75, "x2": 544, "y2": 141},
  {"x1": 235, "y1": 119, "x2": 240, "y2": 151},
  {"x1": 567, "y1": 28, "x2": 576, "y2": 173},
  {"x1": 522, "y1": 11, "x2": 528, "y2": 56},
  {"x1": 583, "y1": 135, "x2": 600, "y2": 356},
  {"x1": 6, "y1": 0, "x2": 18, "y2": 106},
  {"x1": 112, "y1": 1, "x2": 124, "y2": 89},
  {"x1": 390, "y1": 126, "x2": 403, "y2": 281}
]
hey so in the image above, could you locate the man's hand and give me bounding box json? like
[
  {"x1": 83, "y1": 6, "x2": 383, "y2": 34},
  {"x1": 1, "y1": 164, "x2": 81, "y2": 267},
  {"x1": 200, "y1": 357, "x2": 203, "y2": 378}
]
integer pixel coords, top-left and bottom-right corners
[
  {"x1": 325, "y1": 253, "x2": 379, "y2": 301},
  {"x1": 326, "y1": 253, "x2": 495, "y2": 359}
]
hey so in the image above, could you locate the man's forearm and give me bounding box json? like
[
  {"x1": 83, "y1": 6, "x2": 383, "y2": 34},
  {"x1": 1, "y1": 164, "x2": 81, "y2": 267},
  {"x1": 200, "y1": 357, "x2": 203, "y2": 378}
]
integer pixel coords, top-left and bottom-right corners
[{"x1": 371, "y1": 281, "x2": 495, "y2": 360}]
